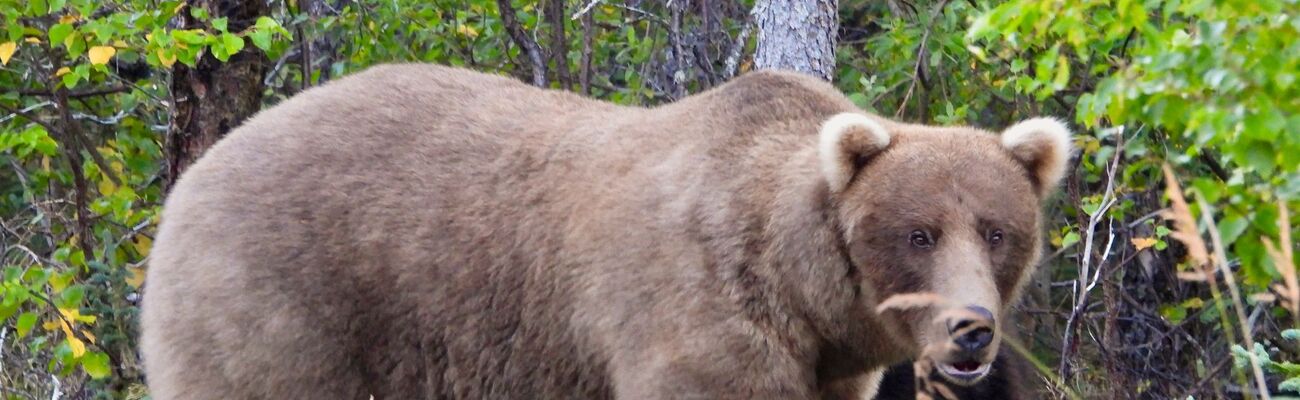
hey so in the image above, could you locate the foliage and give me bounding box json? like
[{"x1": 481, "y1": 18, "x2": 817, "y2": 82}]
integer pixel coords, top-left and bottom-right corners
[
  {"x1": 1233, "y1": 331, "x2": 1300, "y2": 395},
  {"x1": 0, "y1": 0, "x2": 286, "y2": 396},
  {"x1": 842, "y1": 0, "x2": 1300, "y2": 396}
]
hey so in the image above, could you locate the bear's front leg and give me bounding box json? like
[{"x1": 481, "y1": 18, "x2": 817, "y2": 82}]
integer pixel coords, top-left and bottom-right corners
[{"x1": 608, "y1": 328, "x2": 818, "y2": 400}]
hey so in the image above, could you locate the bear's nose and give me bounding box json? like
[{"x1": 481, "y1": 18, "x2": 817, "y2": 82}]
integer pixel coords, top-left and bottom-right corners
[{"x1": 948, "y1": 305, "x2": 995, "y2": 353}]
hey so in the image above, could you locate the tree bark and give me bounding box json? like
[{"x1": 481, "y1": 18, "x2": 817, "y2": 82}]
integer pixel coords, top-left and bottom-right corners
[
  {"x1": 165, "y1": 0, "x2": 270, "y2": 190},
  {"x1": 545, "y1": 0, "x2": 571, "y2": 89},
  {"x1": 752, "y1": 0, "x2": 839, "y2": 81}
]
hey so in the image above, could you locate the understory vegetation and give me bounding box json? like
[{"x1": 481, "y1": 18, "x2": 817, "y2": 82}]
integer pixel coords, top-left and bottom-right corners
[{"x1": 1, "y1": 0, "x2": 1297, "y2": 398}]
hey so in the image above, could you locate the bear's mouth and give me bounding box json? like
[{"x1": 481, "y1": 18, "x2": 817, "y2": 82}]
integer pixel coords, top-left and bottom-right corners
[{"x1": 935, "y1": 360, "x2": 991, "y2": 385}]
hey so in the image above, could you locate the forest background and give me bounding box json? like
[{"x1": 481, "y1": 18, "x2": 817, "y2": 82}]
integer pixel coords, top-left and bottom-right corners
[{"x1": 1, "y1": 0, "x2": 1299, "y2": 398}]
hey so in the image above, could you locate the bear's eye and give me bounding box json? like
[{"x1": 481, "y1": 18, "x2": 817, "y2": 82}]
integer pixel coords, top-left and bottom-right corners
[
  {"x1": 987, "y1": 229, "x2": 1004, "y2": 246},
  {"x1": 909, "y1": 230, "x2": 934, "y2": 248}
]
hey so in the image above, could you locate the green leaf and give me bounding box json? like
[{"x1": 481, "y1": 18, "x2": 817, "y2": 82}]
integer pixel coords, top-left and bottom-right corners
[
  {"x1": 62, "y1": 68, "x2": 82, "y2": 88},
  {"x1": 48, "y1": 23, "x2": 73, "y2": 45},
  {"x1": 16, "y1": 312, "x2": 37, "y2": 337},
  {"x1": 190, "y1": 6, "x2": 209, "y2": 21},
  {"x1": 1160, "y1": 303, "x2": 1187, "y2": 324},
  {"x1": 1156, "y1": 225, "x2": 1172, "y2": 237},
  {"x1": 65, "y1": 32, "x2": 85, "y2": 57},
  {"x1": 1061, "y1": 231, "x2": 1081, "y2": 249},
  {"x1": 173, "y1": 29, "x2": 207, "y2": 45},
  {"x1": 221, "y1": 33, "x2": 244, "y2": 55},
  {"x1": 212, "y1": 17, "x2": 229, "y2": 32},
  {"x1": 81, "y1": 351, "x2": 112, "y2": 379},
  {"x1": 25, "y1": 0, "x2": 48, "y2": 16},
  {"x1": 1240, "y1": 141, "x2": 1277, "y2": 175},
  {"x1": 57, "y1": 285, "x2": 85, "y2": 308},
  {"x1": 210, "y1": 42, "x2": 229, "y2": 62},
  {"x1": 1216, "y1": 215, "x2": 1249, "y2": 247},
  {"x1": 249, "y1": 30, "x2": 272, "y2": 52},
  {"x1": 255, "y1": 16, "x2": 280, "y2": 31}
]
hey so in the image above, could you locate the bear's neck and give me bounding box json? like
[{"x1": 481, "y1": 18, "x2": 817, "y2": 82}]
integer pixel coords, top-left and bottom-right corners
[{"x1": 700, "y1": 137, "x2": 906, "y2": 379}]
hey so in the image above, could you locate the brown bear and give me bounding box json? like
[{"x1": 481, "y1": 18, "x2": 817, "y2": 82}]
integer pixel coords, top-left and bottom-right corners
[{"x1": 140, "y1": 64, "x2": 1071, "y2": 399}]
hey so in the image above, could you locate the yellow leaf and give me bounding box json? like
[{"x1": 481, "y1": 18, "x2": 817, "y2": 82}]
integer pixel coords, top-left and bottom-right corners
[
  {"x1": 0, "y1": 42, "x2": 16, "y2": 65},
  {"x1": 113, "y1": 40, "x2": 128, "y2": 48},
  {"x1": 58, "y1": 307, "x2": 78, "y2": 321},
  {"x1": 1131, "y1": 237, "x2": 1158, "y2": 251},
  {"x1": 88, "y1": 46, "x2": 116, "y2": 65},
  {"x1": 1084, "y1": 137, "x2": 1102, "y2": 154},
  {"x1": 456, "y1": 25, "x2": 479, "y2": 38},
  {"x1": 25, "y1": 37, "x2": 42, "y2": 44},
  {"x1": 60, "y1": 308, "x2": 95, "y2": 324},
  {"x1": 126, "y1": 267, "x2": 146, "y2": 288},
  {"x1": 133, "y1": 235, "x2": 153, "y2": 257},
  {"x1": 55, "y1": 66, "x2": 71, "y2": 77},
  {"x1": 43, "y1": 319, "x2": 60, "y2": 331},
  {"x1": 66, "y1": 335, "x2": 87, "y2": 357},
  {"x1": 157, "y1": 49, "x2": 177, "y2": 67},
  {"x1": 81, "y1": 329, "x2": 97, "y2": 344},
  {"x1": 59, "y1": 14, "x2": 81, "y2": 24},
  {"x1": 98, "y1": 178, "x2": 117, "y2": 196}
]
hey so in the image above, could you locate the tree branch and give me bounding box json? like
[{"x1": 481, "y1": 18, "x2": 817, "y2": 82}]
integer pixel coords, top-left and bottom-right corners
[
  {"x1": 498, "y1": 0, "x2": 548, "y2": 87},
  {"x1": 15, "y1": 85, "x2": 130, "y2": 98}
]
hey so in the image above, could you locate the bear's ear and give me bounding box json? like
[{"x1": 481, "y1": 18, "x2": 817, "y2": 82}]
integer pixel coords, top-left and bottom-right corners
[
  {"x1": 819, "y1": 112, "x2": 892, "y2": 193},
  {"x1": 1000, "y1": 117, "x2": 1074, "y2": 196}
]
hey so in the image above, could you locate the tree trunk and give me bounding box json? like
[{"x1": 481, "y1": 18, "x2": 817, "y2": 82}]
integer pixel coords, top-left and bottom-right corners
[
  {"x1": 545, "y1": 0, "x2": 571, "y2": 89},
  {"x1": 165, "y1": 0, "x2": 270, "y2": 190},
  {"x1": 752, "y1": 0, "x2": 839, "y2": 81}
]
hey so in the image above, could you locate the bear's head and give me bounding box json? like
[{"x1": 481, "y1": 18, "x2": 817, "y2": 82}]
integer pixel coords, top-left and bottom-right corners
[{"x1": 818, "y1": 113, "x2": 1071, "y2": 385}]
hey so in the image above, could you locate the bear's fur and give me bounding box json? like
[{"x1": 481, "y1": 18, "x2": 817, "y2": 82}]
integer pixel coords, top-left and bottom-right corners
[{"x1": 141, "y1": 64, "x2": 1070, "y2": 399}]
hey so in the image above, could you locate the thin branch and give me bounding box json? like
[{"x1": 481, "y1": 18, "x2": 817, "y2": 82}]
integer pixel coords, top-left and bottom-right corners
[
  {"x1": 579, "y1": 5, "x2": 595, "y2": 95},
  {"x1": 0, "y1": 102, "x2": 59, "y2": 132},
  {"x1": 497, "y1": 0, "x2": 548, "y2": 87},
  {"x1": 667, "y1": 0, "x2": 688, "y2": 99},
  {"x1": 609, "y1": 3, "x2": 670, "y2": 27},
  {"x1": 570, "y1": 0, "x2": 602, "y2": 20},
  {"x1": 1058, "y1": 130, "x2": 1124, "y2": 382},
  {"x1": 15, "y1": 85, "x2": 130, "y2": 98},
  {"x1": 53, "y1": 90, "x2": 96, "y2": 257},
  {"x1": 896, "y1": 0, "x2": 950, "y2": 121}
]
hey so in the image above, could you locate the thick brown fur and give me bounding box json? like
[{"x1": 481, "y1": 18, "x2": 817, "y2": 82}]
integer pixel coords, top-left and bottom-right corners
[{"x1": 141, "y1": 64, "x2": 1067, "y2": 399}]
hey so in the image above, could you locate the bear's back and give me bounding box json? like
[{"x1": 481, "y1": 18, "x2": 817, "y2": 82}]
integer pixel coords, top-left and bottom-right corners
[{"x1": 141, "y1": 65, "x2": 861, "y2": 399}]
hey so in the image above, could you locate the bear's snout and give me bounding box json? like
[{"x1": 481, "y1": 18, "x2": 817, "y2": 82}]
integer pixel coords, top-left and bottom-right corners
[{"x1": 947, "y1": 305, "x2": 995, "y2": 354}]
